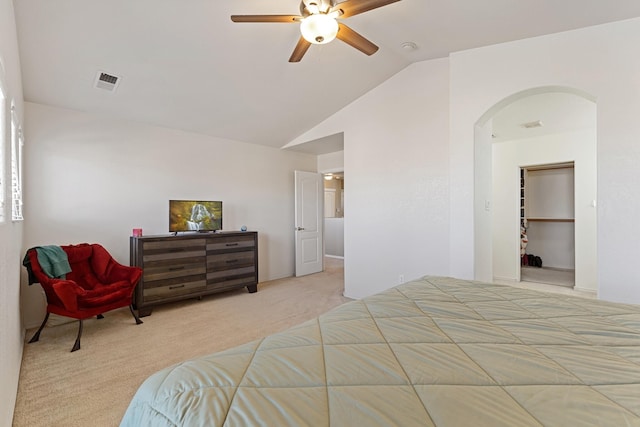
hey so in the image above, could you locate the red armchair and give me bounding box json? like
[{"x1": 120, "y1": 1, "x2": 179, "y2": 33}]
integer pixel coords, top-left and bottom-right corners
[{"x1": 24, "y1": 243, "x2": 143, "y2": 352}]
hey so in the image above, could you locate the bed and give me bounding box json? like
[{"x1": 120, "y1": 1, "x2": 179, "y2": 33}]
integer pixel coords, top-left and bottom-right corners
[{"x1": 121, "y1": 276, "x2": 640, "y2": 426}]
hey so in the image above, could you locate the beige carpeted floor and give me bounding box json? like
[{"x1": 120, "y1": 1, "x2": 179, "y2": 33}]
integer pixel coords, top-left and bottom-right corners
[
  {"x1": 13, "y1": 257, "x2": 350, "y2": 427},
  {"x1": 521, "y1": 266, "x2": 575, "y2": 288}
]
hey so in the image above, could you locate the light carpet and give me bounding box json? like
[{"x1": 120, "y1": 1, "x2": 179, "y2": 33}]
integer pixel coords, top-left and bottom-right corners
[
  {"x1": 520, "y1": 266, "x2": 575, "y2": 288},
  {"x1": 13, "y1": 258, "x2": 349, "y2": 427}
]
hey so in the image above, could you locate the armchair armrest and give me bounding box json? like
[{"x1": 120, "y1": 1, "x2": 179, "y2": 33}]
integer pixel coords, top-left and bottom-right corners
[
  {"x1": 108, "y1": 261, "x2": 142, "y2": 286},
  {"x1": 90, "y1": 244, "x2": 142, "y2": 286},
  {"x1": 51, "y1": 280, "x2": 85, "y2": 313}
]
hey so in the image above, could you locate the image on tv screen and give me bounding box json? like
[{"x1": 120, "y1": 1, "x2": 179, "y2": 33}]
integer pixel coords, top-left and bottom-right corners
[{"x1": 170, "y1": 200, "x2": 222, "y2": 232}]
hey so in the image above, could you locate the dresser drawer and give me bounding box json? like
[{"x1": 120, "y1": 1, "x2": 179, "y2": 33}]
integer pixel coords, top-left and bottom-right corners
[
  {"x1": 206, "y1": 251, "x2": 254, "y2": 270},
  {"x1": 143, "y1": 238, "x2": 207, "y2": 251},
  {"x1": 143, "y1": 257, "x2": 206, "y2": 282},
  {"x1": 142, "y1": 238, "x2": 206, "y2": 262},
  {"x1": 144, "y1": 280, "x2": 207, "y2": 302},
  {"x1": 207, "y1": 276, "x2": 256, "y2": 292},
  {"x1": 206, "y1": 236, "x2": 255, "y2": 252},
  {"x1": 143, "y1": 248, "x2": 206, "y2": 262},
  {"x1": 207, "y1": 265, "x2": 255, "y2": 281}
]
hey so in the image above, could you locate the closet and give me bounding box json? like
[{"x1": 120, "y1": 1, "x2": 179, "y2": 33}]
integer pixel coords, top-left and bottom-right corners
[{"x1": 521, "y1": 163, "x2": 575, "y2": 287}]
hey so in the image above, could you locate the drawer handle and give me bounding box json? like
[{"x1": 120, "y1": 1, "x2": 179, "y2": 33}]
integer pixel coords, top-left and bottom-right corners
[
  {"x1": 225, "y1": 243, "x2": 239, "y2": 247},
  {"x1": 226, "y1": 259, "x2": 238, "y2": 264},
  {"x1": 169, "y1": 284, "x2": 185, "y2": 290},
  {"x1": 169, "y1": 266, "x2": 185, "y2": 271}
]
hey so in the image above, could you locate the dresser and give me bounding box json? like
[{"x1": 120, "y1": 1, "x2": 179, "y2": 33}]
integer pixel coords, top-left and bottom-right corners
[{"x1": 130, "y1": 232, "x2": 258, "y2": 316}]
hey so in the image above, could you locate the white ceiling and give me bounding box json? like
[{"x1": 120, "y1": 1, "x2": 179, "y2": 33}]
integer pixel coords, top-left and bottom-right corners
[
  {"x1": 492, "y1": 92, "x2": 596, "y2": 143},
  {"x1": 13, "y1": 0, "x2": 640, "y2": 148}
]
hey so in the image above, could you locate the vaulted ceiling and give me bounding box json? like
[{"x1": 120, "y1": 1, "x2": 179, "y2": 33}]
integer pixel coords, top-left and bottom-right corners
[{"x1": 13, "y1": 0, "x2": 640, "y2": 148}]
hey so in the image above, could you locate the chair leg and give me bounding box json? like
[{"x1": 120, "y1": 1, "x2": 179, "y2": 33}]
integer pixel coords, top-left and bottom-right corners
[
  {"x1": 97, "y1": 314, "x2": 104, "y2": 319},
  {"x1": 28, "y1": 312, "x2": 50, "y2": 343},
  {"x1": 71, "y1": 320, "x2": 83, "y2": 352},
  {"x1": 129, "y1": 304, "x2": 143, "y2": 325}
]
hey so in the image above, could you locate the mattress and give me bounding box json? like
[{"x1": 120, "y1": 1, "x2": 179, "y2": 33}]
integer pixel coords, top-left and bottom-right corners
[{"x1": 121, "y1": 276, "x2": 640, "y2": 426}]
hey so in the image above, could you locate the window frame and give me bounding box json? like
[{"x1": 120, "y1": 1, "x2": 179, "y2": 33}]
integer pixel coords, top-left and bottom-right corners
[
  {"x1": 10, "y1": 104, "x2": 23, "y2": 221},
  {"x1": 0, "y1": 82, "x2": 6, "y2": 223}
]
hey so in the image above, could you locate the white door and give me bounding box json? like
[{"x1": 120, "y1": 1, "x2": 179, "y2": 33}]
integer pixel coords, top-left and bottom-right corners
[{"x1": 295, "y1": 171, "x2": 323, "y2": 277}]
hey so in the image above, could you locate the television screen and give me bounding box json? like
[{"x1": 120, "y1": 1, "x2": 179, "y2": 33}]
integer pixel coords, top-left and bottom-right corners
[{"x1": 169, "y1": 200, "x2": 222, "y2": 232}]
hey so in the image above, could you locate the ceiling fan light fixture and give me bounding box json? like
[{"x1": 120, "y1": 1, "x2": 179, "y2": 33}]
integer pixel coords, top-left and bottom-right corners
[
  {"x1": 300, "y1": 13, "x2": 339, "y2": 44},
  {"x1": 306, "y1": 2, "x2": 320, "y2": 14}
]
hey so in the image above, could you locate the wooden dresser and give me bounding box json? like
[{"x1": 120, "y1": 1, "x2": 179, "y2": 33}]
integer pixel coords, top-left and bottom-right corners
[{"x1": 130, "y1": 232, "x2": 258, "y2": 316}]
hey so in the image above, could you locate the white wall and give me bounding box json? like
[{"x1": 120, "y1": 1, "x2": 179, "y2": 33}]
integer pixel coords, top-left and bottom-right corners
[
  {"x1": 527, "y1": 168, "x2": 575, "y2": 220},
  {"x1": 319, "y1": 153, "x2": 344, "y2": 258},
  {"x1": 317, "y1": 150, "x2": 344, "y2": 172},
  {"x1": 21, "y1": 102, "x2": 316, "y2": 328},
  {"x1": 492, "y1": 129, "x2": 597, "y2": 292},
  {"x1": 526, "y1": 221, "x2": 575, "y2": 268},
  {"x1": 473, "y1": 121, "x2": 494, "y2": 282},
  {"x1": 0, "y1": 0, "x2": 25, "y2": 424},
  {"x1": 324, "y1": 218, "x2": 344, "y2": 257},
  {"x1": 526, "y1": 168, "x2": 576, "y2": 270},
  {"x1": 288, "y1": 59, "x2": 451, "y2": 299},
  {"x1": 450, "y1": 18, "x2": 640, "y2": 304}
]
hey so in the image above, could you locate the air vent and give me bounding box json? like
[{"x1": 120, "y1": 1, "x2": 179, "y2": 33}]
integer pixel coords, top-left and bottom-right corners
[
  {"x1": 521, "y1": 120, "x2": 543, "y2": 129},
  {"x1": 94, "y1": 71, "x2": 121, "y2": 92}
]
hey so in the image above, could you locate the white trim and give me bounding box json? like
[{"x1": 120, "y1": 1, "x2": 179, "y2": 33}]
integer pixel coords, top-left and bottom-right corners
[
  {"x1": 10, "y1": 104, "x2": 23, "y2": 221},
  {"x1": 0, "y1": 77, "x2": 6, "y2": 223}
]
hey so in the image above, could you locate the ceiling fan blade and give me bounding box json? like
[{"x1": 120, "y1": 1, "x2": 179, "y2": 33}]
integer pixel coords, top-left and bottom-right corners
[
  {"x1": 331, "y1": 0, "x2": 401, "y2": 19},
  {"x1": 230, "y1": 15, "x2": 301, "y2": 23},
  {"x1": 336, "y1": 23, "x2": 379, "y2": 56},
  {"x1": 289, "y1": 37, "x2": 312, "y2": 62}
]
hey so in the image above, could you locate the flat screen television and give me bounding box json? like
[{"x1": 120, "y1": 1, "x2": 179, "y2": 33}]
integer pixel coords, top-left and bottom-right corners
[{"x1": 169, "y1": 200, "x2": 222, "y2": 233}]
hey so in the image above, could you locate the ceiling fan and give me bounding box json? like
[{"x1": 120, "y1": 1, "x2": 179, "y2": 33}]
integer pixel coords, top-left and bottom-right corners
[{"x1": 231, "y1": 0, "x2": 401, "y2": 62}]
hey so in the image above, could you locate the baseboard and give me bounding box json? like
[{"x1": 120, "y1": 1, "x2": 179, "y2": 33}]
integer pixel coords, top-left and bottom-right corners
[
  {"x1": 325, "y1": 255, "x2": 344, "y2": 259},
  {"x1": 572, "y1": 286, "x2": 597, "y2": 297},
  {"x1": 537, "y1": 266, "x2": 575, "y2": 272},
  {"x1": 493, "y1": 276, "x2": 517, "y2": 283}
]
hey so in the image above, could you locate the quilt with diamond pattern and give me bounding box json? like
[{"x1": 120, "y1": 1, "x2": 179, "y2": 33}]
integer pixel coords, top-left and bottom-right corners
[{"x1": 121, "y1": 276, "x2": 640, "y2": 426}]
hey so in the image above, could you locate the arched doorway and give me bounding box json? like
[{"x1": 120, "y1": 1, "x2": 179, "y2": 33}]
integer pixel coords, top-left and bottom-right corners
[{"x1": 473, "y1": 86, "x2": 598, "y2": 294}]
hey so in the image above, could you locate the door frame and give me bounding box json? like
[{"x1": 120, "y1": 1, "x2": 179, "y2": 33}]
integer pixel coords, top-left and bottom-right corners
[{"x1": 294, "y1": 170, "x2": 324, "y2": 277}]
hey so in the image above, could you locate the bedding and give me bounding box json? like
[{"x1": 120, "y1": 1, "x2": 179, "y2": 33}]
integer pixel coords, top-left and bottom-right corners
[{"x1": 121, "y1": 276, "x2": 640, "y2": 426}]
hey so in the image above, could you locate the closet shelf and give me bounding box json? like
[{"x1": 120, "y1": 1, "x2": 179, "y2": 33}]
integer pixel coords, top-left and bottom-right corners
[{"x1": 526, "y1": 217, "x2": 574, "y2": 222}]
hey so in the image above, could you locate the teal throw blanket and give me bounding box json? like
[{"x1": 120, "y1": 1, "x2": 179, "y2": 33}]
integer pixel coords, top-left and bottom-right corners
[{"x1": 35, "y1": 245, "x2": 72, "y2": 279}]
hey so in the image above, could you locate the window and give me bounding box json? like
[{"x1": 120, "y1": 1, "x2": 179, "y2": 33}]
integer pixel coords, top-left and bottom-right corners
[
  {"x1": 0, "y1": 85, "x2": 5, "y2": 223},
  {"x1": 10, "y1": 105, "x2": 23, "y2": 221}
]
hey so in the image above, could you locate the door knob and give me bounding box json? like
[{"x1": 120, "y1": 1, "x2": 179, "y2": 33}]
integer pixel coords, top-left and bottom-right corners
[{"x1": 296, "y1": 227, "x2": 305, "y2": 231}]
